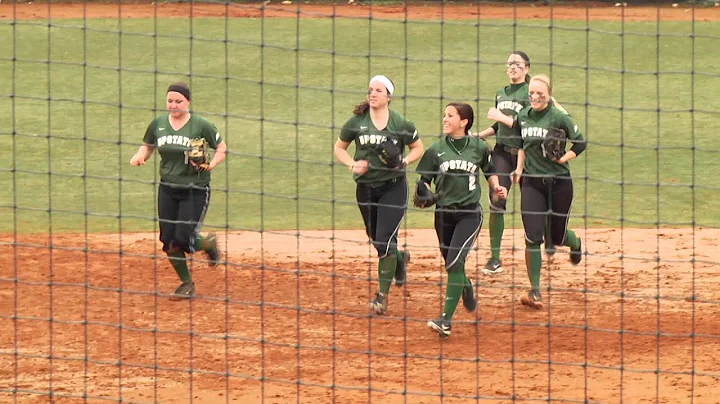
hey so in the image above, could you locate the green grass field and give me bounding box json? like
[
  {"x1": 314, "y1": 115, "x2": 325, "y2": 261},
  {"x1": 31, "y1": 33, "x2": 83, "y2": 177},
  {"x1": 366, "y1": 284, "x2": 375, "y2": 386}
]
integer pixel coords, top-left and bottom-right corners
[{"x1": 0, "y1": 15, "x2": 718, "y2": 234}]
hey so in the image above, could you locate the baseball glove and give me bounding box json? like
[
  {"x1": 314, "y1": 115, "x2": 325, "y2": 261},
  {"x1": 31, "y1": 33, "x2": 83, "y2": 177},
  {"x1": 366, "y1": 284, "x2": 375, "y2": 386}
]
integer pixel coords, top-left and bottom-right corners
[
  {"x1": 187, "y1": 137, "x2": 210, "y2": 172},
  {"x1": 374, "y1": 139, "x2": 403, "y2": 169},
  {"x1": 541, "y1": 127, "x2": 567, "y2": 162},
  {"x1": 413, "y1": 180, "x2": 441, "y2": 209}
]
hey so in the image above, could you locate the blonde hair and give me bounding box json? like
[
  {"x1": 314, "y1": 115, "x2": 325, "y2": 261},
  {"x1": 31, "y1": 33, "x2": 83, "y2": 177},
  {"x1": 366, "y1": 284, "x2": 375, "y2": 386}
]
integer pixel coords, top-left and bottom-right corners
[{"x1": 530, "y1": 74, "x2": 567, "y2": 114}]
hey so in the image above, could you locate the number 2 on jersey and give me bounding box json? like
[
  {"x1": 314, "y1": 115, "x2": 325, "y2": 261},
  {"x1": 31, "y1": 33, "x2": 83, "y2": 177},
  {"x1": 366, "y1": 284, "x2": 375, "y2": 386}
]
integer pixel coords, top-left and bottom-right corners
[{"x1": 469, "y1": 175, "x2": 476, "y2": 191}]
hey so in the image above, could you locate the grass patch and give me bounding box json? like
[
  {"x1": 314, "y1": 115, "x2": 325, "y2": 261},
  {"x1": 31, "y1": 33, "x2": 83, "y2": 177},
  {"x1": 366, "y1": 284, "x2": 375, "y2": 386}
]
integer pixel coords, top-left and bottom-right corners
[{"x1": 0, "y1": 16, "x2": 717, "y2": 233}]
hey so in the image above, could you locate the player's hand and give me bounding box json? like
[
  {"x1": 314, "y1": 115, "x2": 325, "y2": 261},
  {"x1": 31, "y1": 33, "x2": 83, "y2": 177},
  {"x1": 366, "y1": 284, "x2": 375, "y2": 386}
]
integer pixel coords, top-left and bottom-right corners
[
  {"x1": 191, "y1": 160, "x2": 214, "y2": 172},
  {"x1": 130, "y1": 153, "x2": 145, "y2": 166},
  {"x1": 494, "y1": 186, "x2": 508, "y2": 200},
  {"x1": 510, "y1": 169, "x2": 522, "y2": 184},
  {"x1": 487, "y1": 108, "x2": 507, "y2": 122},
  {"x1": 351, "y1": 160, "x2": 369, "y2": 175}
]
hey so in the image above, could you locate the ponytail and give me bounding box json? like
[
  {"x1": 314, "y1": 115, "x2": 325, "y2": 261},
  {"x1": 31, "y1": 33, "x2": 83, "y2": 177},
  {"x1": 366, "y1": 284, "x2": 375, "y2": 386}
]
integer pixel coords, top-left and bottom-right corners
[
  {"x1": 353, "y1": 101, "x2": 370, "y2": 115},
  {"x1": 551, "y1": 96, "x2": 568, "y2": 114}
]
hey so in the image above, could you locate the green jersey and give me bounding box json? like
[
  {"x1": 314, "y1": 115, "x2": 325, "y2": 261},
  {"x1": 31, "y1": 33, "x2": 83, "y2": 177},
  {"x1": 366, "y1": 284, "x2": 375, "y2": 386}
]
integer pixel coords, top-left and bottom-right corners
[
  {"x1": 515, "y1": 104, "x2": 584, "y2": 177},
  {"x1": 494, "y1": 82, "x2": 529, "y2": 149},
  {"x1": 339, "y1": 110, "x2": 419, "y2": 184},
  {"x1": 143, "y1": 114, "x2": 223, "y2": 187},
  {"x1": 416, "y1": 136, "x2": 494, "y2": 207}
]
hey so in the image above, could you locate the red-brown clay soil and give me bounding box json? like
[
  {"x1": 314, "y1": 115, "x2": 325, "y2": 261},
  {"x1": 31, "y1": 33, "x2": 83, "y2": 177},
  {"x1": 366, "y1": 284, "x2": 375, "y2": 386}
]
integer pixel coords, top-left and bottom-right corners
[
  {"x1": 1, "y1": 228, "x2": 719, "y2": 403},
  {"x1": 1, "y1": 1, "x2": 720, "y2": 21},
  {"x1": 0, "y1": 2, "x2": 719, "y2": 403}
]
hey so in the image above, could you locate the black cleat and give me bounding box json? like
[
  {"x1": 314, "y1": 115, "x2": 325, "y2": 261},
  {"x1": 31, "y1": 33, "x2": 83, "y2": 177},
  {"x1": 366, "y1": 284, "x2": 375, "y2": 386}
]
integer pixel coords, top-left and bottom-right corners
[
  {"x1": 170, "y1": 281, "x2": 195, "y2": 301},
  {"x1": 481, "y1": 258, "x2": 503, "y2": 275},
  {"x1": 462, "y1": 279, "x2": 478, "y2": 312},
  {"x1": 204, "y1": 233, "x2": 221, "y2": 267},
  {"x1": 570, "y1": 238, "x2": 582, "y2": 266},
  {"x1": 369, "y1": 292, "x2": 387, "y2": 315},
  {"x1": 394, "y1": 250, "x2": 410, "y2": 287},
  {"x1": 520, "y1": 289, "x2": 544, "y2": 310},
  {"x1": 427, "y1": 317, "x2": 452, "y2": 338}
]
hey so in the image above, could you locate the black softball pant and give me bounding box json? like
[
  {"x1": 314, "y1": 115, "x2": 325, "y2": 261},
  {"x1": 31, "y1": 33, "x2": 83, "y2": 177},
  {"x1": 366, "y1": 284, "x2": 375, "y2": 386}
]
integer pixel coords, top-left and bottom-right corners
[
  {"x1": 356, "y1": 177, "x2": 408, "y2": 258},
  {"x1": 520, "y1": 177, "x2": 573, "y2": 246},
  {"x1": 434, "y1": 204, "x2": 483, "y2": 272},
  {"x1": 490, "y1": 145, "x2": 518, "y2": 212},
  {"x1": 158, "y1": 183, "x2": 211, "y2": 253}
]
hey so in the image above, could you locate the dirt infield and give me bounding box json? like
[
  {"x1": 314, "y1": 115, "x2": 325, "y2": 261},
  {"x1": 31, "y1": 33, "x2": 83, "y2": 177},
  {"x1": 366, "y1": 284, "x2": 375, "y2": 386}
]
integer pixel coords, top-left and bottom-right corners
[
  {"x1": 1, "y1": 1, "x2": 719, "y2": 403},
  {"x1": 1, "y1": 227, "x2": 719, "y2": 403},
  {"x1": 2, "y1": 1, "x2": 720, "y2": 21}
]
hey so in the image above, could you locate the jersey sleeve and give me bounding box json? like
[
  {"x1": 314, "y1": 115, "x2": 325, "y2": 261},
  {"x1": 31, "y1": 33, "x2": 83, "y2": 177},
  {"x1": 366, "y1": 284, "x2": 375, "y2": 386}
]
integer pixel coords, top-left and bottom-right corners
[
  {"x1": 560, "y1": 114, "x2": 586, "y2": 156},
  {"x1": 478, "y1": 142, "x2": 494, "y2": 176},
  {"x1": 415, "y1": 144, "x2": 438, "y2": 184},
  {"x1": 512, "y1": 114, "x2": 524, "y2": 147},
  {"x1": 204, "y1": 120, "x2": 222, "y2": 149},
  {"x1": 560, "y1": 115, "x2": 583, "y2": 142},
  {"x1": 339, "y1": 117, "x2": 358, "y2": 142},
  {"x1": 143, "y1": 119, "x2": 158, "y2": 145},
  {"x1": 401, "y1": 119, "x2": 420, "y2": 146}
]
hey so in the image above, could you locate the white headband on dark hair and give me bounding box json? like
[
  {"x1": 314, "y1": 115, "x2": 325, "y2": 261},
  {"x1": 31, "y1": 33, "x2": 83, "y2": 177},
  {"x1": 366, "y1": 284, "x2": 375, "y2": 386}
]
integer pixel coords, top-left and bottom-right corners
[{"x1": 369, "y1": 75, "x2": 394, "y2": 95}]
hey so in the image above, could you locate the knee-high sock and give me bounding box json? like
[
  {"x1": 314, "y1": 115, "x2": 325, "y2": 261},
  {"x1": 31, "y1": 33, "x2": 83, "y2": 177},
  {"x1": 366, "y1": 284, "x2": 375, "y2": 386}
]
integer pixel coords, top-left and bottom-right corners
[
  {"x1": 525, "y1": 242, "x2": 542, "y2": 291},
  {"x1": 168, "y1": 251, "x2": 191, "y2": 282},
  {"x1": 489, "y1": 213, "x2": 504, "y2": 260},
  {"x1": 396, "y1": 249, "x2": 405, "y2": 264},
  {"x1": 378, "y1": 253, "x2": 397, "y2": 296},
  {"x1": 563, "y1": 229, "x2": 581, "y2": 250},
  {"x1": 443, "y1": 265, "x2": 466, "y2": 321}
]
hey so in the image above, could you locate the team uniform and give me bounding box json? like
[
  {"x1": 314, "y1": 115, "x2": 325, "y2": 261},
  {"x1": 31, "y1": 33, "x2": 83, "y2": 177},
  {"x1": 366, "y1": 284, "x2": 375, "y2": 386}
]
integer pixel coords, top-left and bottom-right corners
[
  {"x1": 513, "y1": 103, "x2": 585, "y2": 308},
  {"x1": 143, "y1": 113, "x2": 222, "y2": 298},
  {"x1": 416, "y1": 135, "x2": 495, "y2": 337},
  {"x1": 340, "y1": 110, "x2": 419, "y2": 314},
  {"x1": 484, "y1": 82, "x2": 554, "y2": 275}
]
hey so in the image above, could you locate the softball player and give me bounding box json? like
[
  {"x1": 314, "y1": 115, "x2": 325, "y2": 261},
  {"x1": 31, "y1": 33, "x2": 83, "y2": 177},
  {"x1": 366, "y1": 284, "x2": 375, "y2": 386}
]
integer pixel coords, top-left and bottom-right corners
[
  {"x1": 130, "y1": 82, "x2": 227, "y2": 300},
  {"x1": 475, "y1": 51, "x2": 555, "y2": 275},
  {"x1": 499, "y1": 74, "x2": 585, "y2": 309},
  {"x1": 416, "y1": 103, "x2": 507, "y2": 337},
  {"x1": 334, "y1": 75, "x2": 425, "y2": 315}
]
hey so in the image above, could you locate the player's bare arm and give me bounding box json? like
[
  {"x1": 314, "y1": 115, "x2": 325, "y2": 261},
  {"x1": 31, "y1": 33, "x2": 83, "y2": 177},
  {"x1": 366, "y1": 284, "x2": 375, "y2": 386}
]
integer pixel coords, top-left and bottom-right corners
[
  {"x1": 130, "y1": 144, "x2": 155, "y2": 166},
  {"x1": 487, "y1": 108, "x2": 514, "y2": 128},
  {"x1": 404, "y1": 138, "x2": 424, "y2": 166},
  {"x1": 487, "y1": 175, "x2": 507, "y2": 199},
  {"x1": 334, "y1": 138, "x2": 368, "y2": 174},
  {"x1": 474, "y1": 127, "x2": 496, "y2": 139},
  {"x1": 511, "y1": 149, "x2": 525, "y2": 184},
  {"x1": 206, "y1": 140, "x2": 227, "y2": 171}
]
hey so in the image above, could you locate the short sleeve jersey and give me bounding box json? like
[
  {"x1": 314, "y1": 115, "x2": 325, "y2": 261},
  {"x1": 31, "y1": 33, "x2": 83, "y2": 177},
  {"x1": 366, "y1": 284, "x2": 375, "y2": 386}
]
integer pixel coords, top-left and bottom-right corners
[
  {"x1": 339, "y1": 110, "x2": 419, "y2": 184},
  {"x1": 143, "y1": 114, "x2": 223, "y2": 187},
  {"x1": 495, "y1": 82, "x2": 529, "y2": 149},
  {"x1": 415, "y1": 136, "x2": 494, "y2": 207},
  {"x1": 514, "y1": 104, "x2": 584, "y2": 177}
]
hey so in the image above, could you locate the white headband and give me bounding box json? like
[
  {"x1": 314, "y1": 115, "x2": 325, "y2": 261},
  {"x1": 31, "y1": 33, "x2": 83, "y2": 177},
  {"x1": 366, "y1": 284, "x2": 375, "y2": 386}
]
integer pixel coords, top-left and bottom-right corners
[{"x1": 369, "y1": 75, "x2": 394, "y2": 95}]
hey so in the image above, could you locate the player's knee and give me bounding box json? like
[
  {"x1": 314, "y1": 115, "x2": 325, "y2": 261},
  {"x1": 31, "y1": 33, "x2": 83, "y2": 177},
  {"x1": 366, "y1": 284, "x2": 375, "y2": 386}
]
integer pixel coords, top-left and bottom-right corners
[
  {"x1": 446, "y1": 259, "x2": 465, "y2": 273},
  {"x1": 373, "y1": 241, "x2": 396, "y2": 258},
  {"x1": 170, "y1": 234, "x2": 193, "y2": 254},
  {"x1": 489, "y1": 197, "x2": 507, "y2": 213},
  {"x1": 524, "y1": 231, "x2": 544, "y2": 246},
  {"x1": 551, "y1": 232, "x2": 565, "y2": 247}
]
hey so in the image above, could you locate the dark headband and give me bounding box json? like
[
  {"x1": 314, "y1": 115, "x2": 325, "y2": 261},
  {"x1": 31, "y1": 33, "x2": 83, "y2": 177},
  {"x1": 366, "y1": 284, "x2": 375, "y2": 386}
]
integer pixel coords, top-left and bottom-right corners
[{"x1": 167, "y1": 84, "x2": 191, "y2": 101}]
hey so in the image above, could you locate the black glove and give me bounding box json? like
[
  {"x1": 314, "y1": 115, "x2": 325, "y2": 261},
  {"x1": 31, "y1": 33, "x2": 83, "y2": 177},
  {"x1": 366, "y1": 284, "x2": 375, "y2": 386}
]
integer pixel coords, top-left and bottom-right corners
[
  {"x1": 374, "y1": 139, "x2": 403, "y2": 168},
  {"x1": 413, "y1": 180, "x2": 441, "y2": 209},
  {"x1": 541, "y1": 127, "x2": 567, "y2": 162}
]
